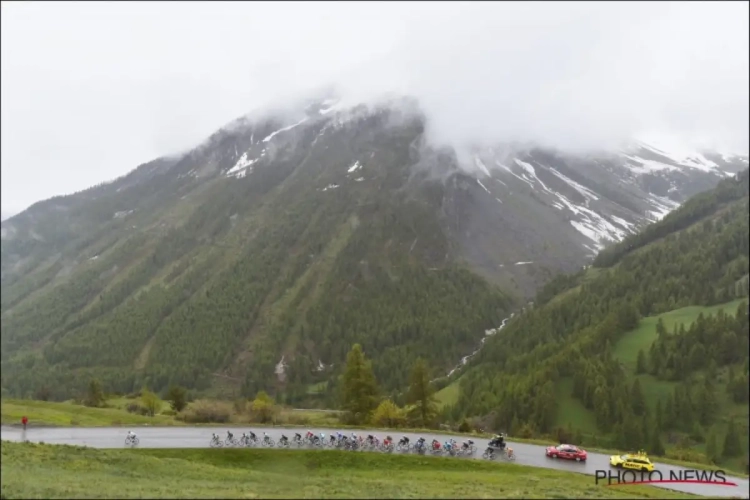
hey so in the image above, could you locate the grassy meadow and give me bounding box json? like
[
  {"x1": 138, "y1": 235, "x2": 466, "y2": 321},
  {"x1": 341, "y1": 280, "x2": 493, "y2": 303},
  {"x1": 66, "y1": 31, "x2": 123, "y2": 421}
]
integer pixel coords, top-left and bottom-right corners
[{"x1": 0, "y1": 441, "x2": 703, "y2": 499}]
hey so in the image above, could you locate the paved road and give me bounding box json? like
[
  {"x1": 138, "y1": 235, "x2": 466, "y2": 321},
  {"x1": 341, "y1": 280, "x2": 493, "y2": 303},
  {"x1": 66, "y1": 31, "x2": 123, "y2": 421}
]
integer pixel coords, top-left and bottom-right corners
[{"x1": 2, "y1": 425, "x2": 747, "y2": 498}]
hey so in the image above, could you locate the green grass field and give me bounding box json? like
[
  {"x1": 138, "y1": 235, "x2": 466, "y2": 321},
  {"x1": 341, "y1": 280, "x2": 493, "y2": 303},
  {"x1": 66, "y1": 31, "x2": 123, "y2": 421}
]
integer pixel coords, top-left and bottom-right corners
[
  {"x1": 554, "y1": 378, "x2": 600, "y2": 432},
  {"x1": 0, "y1": 397, "x2": 342, "y2": 429},
  {"x1": 435, "y1": 381, "x2": 460, "y2": 408},
  {"x1": 0, "y1": 441, "x2": 700, "y2": 499},
  {"x1": 0, "y1": 398, "x2": 180, "y2": 427},
  {"x1": 613, "y1": 299, "x2": 746, "y2": 372}
]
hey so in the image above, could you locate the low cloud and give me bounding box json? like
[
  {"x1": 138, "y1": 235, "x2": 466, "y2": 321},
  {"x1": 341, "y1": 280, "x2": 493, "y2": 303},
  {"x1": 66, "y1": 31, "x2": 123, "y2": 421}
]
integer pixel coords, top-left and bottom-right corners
[{"x1": 2, "y1": 2, "x2": 748, "y2": 211}]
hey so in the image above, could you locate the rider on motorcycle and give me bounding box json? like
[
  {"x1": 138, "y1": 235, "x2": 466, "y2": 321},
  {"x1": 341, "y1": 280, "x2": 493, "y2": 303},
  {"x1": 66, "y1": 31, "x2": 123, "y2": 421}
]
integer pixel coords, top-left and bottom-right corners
[{"x1": 488, "y1": 433, "x2": 505, "y2": 449}]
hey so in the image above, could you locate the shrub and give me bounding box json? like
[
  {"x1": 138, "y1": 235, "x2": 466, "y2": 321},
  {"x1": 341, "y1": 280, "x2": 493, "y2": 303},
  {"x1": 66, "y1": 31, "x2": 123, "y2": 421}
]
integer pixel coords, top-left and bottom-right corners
[
  {"x1": 125, "y1": 402, "x2": 149, "y2": 415},
  {"x1": 516, "y1": 423, "x2": 536, "y2": 439},
  {"x1": 250, "y1": 391, "x2": 278, "y2": 424},
  {"x1": 161, "y1": 409, "x2": 176, "y2": 416},
  {"x1": 371, "y1": 400, "x2": 406, "y2": 428},
  {"x1": 141, "y1": 388, "x2": 161, "y2": 417},
  {"x1": 666, "y1": 447, "x2": 710, "y2": 464},
  {"x1": 457, "y1": 419, "x2": 472, "y2": 433},
  {"x1": 179, "y1": 400, "x2": 231, "y2": 424},
  {"x1": 166, "y1": 385, "x2": 188, "y2": 412}
]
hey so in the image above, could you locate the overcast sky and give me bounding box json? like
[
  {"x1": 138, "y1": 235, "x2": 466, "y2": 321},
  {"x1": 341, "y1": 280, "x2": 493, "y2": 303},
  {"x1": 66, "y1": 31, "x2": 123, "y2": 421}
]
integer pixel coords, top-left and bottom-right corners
[{"x1": 2, "y1": 1, "x2": 748, "y2": 216}]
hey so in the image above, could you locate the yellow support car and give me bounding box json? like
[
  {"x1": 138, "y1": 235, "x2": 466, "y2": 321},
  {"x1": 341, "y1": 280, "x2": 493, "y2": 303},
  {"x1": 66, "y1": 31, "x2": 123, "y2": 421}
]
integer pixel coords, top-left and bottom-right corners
[{"x1": 609, "y1": 450, "x2": 655, "y2": 472}]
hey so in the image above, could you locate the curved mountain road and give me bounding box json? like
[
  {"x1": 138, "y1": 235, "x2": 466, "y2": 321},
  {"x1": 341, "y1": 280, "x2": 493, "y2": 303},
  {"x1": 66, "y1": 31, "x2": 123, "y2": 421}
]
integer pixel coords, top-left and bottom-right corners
[{"x1": 2, "y1": 425, "x2": 747, "y2": 498}]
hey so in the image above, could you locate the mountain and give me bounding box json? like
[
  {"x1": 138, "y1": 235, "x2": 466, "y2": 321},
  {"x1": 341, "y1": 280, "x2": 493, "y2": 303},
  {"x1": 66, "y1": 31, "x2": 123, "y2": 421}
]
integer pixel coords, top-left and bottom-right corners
[
  {"x1": 445, "y1": 169, "x2": 749, "y2": 467},
  {"x1": 1, "y1": 95, "x2": 747, "y2": 403}
]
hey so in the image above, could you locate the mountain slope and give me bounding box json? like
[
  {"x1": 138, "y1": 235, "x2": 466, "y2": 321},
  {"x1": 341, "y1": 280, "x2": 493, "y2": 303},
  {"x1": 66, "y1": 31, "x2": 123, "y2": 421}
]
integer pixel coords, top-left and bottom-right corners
[
  {"x1": 1, "y1": 96, "x2": 746, "y2": 402},
  {"x1": 448, "y1": 169, "x2": 749, "y2": 466}
]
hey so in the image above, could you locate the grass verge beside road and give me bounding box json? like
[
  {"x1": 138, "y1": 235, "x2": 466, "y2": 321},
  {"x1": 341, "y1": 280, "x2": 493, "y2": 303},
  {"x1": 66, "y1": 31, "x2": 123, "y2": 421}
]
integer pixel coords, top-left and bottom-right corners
[
  {"x1": 0, "y1": 441, "x2": 700, "y2": 499},
  {"x1": 3, "y1": 397, "x2": 747, "y2": 478}
]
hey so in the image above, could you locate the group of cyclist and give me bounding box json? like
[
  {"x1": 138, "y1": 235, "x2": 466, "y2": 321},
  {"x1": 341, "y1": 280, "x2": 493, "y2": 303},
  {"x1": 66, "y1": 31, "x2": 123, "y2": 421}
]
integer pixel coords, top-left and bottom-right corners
[{"x1": 151, "y1": 429, "x2": 513, "y2": 459}]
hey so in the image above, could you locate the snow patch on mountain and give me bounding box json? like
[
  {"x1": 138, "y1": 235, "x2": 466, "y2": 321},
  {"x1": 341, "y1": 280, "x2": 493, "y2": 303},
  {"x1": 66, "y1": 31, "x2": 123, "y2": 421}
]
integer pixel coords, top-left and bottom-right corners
[
  {"x1": 514, "y1": 159, "x2": 552, "y2": 193},
  {"x1": 263, "y1": 117, "x2": 309, "y2": 143},
  {"x1": 347, "y1": 161, "x2": 362, "y2": 173},
  {"x1": 474, "y1": 157, "x2": 491, "y2": 177},
  {"x1": 547, "y1": 168, "x2": 599, "y2": 201},
  {"x1": 476, "y1": 179, "x2": 492, "y2": 195},
  {"x1": 227, "y1": 152, "x2": 259, "y2": 178},
  {"x1": 623, "y1": 155, "x2": 681, "y2": 175}
]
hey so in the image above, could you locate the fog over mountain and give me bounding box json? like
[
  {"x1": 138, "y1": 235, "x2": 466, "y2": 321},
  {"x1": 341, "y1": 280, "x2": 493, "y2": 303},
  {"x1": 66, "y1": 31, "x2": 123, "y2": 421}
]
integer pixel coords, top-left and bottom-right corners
[{"x1": 2, "y1": 2, "x2": 748, "y2": 214}]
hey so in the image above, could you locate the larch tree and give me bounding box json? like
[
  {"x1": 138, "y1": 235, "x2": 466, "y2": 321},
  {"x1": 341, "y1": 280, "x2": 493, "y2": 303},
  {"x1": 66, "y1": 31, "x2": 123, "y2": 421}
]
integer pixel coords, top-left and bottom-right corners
[
  {"x1": 340, "y1": 344, "x2": 380, "y2": 425},
  {"x1": 405, "y1": 357, "x2": 438, "y2": 428}
]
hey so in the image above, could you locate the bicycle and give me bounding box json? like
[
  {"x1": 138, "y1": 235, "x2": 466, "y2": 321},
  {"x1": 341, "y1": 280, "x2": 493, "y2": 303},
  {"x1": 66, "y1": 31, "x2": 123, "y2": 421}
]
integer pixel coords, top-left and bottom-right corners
[
  {"x1": 262, "y1": 436, "x2": 275, "y2": 448},
  {"x1": 125, "y1": 435, "x2": 139, "y2": 447}
]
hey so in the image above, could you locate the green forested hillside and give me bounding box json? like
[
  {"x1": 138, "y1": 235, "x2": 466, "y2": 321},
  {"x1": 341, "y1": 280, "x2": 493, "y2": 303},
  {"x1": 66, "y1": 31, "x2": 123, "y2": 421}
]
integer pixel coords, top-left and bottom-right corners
[
  {"x1": 449, "y1": 169, "x2": 749, "y2": 467},
  {"x1": 0, "y1": 112, "x2": 513, "y2": 403}
]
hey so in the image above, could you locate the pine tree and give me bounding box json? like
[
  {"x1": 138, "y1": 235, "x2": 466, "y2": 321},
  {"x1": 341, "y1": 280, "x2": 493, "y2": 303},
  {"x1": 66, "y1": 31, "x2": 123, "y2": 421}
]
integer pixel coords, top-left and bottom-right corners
[
  {"x1": 84, "y1": 379, "x2": 105, "y2": 408},
  {"x1": 340, "y1": 344, "x2": 380, "y2": 425},
  {"x1": 696, "y1": 379, "x2": 716, "y2": 426},
  {"x1": 706, "y1": 428, "x2": 719, "y2": 464},
  {"x1": 166, "y1": 385, "x2": 187, "y2": 412},
  {"x1": 405, "y1": 357, "x2": 439, "y2": 428},
  {"x1": 622, "y1": 411, "x2": 644, "y2": 450},
  {"x1": 655, "y1": 399, "x2": 664, "y2": 430},
  {"x1": 663, "y1": 394, "x2": 676, "y2": 430},
  {"x1": 593, "y1": 386, "x2": 611, "y2": 431},
  {"x1": 630, "y1": 378, "x2": 646, "y2": 416},
  {"x1": 649, "y1": 426, "x2": 666, "y2": 456},
  {"x1": 636, "y1": 349, "x2": 647, "y2": 374},
  {"x1": 656, "y1": 317, "x2": 667, "y2": 337},
  {"x1": 722, "y1": 420, "x2": 742, "y2": 458}
]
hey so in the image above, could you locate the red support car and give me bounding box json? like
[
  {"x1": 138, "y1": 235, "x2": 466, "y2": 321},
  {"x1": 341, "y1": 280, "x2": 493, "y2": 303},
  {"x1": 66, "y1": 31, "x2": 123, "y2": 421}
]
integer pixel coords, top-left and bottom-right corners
[{"x1": 545, "y1": 444, "x2": 587, "y2": 461}]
